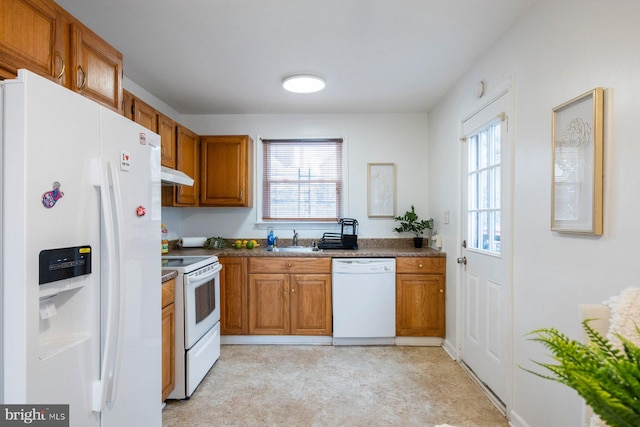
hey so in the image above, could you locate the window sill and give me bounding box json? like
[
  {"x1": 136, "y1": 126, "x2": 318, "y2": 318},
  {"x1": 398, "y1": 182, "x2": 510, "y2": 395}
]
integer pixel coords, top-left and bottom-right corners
[{"x1": 256, "y1": 221, "x2": 342, "y2": 231}]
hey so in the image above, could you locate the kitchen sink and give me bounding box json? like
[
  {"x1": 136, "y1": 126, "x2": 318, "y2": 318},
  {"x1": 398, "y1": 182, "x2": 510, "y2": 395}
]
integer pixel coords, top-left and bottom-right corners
[{"x1": 265, "y1": 246, "x2": 321, "y2": 253}]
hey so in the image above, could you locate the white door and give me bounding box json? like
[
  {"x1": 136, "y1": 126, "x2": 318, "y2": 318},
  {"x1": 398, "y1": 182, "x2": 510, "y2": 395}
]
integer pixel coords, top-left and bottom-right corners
[{"x1": 459, "y1": 89, "x2": 511, "y2": 406}]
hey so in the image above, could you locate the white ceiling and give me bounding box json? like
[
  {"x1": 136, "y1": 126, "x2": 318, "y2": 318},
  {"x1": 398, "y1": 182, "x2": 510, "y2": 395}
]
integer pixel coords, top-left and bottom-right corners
[{"x1": 55, "y1": 0, "x2": 536, "y2": 115}]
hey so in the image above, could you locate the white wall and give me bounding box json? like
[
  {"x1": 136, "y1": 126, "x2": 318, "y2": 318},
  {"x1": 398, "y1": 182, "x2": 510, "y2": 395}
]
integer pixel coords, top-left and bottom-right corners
[
  {"x1": 162, "y1": 113, "x2": 429, "y2": 241},
  {"x1": 428, "y1": 0, "x2": 640, "y2": 426}
]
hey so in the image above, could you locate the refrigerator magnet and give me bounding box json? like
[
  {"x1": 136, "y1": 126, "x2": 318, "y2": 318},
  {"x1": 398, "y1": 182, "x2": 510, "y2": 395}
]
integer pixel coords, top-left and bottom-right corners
[
  {"x1": 41, "y1": 181, "x2": 64, "y2": 208},
  {"x1": 136, "y1": 206, "x2": 146, "y2": 217}
]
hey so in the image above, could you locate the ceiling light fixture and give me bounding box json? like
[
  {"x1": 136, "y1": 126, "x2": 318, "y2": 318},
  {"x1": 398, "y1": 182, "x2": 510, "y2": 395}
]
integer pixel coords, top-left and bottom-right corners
[{"x1": 282, "y1": 75, "x2": 325, "y2": 93}]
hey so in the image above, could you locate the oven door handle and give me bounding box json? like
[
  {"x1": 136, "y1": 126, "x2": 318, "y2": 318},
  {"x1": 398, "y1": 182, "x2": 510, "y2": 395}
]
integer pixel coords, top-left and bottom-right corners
[{"x1": 186, "y1": 263, "x2": 222, "y2": 285}]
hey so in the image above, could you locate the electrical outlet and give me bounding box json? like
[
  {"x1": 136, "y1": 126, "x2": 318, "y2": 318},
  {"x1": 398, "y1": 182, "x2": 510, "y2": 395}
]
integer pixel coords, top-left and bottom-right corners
[{"x1": 444, "y1": 210, "x2": 450, "y2": 224}]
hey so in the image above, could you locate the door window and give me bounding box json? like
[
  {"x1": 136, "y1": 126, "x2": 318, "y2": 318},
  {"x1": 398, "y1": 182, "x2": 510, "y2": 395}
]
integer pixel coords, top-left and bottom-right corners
[{"x1": 467, "y1": 120, "x2": 501, "y2": 254}]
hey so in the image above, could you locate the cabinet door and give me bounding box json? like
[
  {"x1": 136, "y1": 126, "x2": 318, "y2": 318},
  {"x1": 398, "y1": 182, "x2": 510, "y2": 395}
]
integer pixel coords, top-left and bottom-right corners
[
  {"x1": 0, "y1": 0, "x2": 64, "y2": 81},
  {"x1": 290, "y1": 274, "x2": 332, "y2": 336},
  {"x1": 70, "y1": 22, "x2": 123, "y2": 113},
  {"x1": 249, "y1": 274, "x2": 289, "y2": 335},
  {"x1": 174, "y1": 126, "x2": 199, "y2": 205},
  {"x1": 132, "y1": 97, "x2": 158, "y2": 132},
  {"x1": 158, "y1": 114, "x2": 177, "y2": 168},
  {"x1": 161, "y1": 302, "x2": 175, "y2": 401},
  {"x1": 396, "y1": 274, "x2": 445, "y2": 337},
  {"x1": 122, "y1": 89, "x2": 134, "y2": 119},
  {"x1": 219, "y1": 257, "x2": 248, "y2": 335},
  {"x1": 200, "y1": 135, "x2": 253, "y2": 207}
]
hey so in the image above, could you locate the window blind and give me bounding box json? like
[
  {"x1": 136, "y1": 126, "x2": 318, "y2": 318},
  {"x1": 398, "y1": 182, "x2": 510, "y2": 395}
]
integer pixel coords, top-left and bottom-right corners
[{"x1": 262, "y1": 138, "x2": 343, "y2": 221}]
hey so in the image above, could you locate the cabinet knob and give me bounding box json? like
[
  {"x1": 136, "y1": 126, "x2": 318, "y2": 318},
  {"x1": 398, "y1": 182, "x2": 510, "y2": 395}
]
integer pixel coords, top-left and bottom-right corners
[
  {"x1": 287, "y1": 263, "x2": 292, "y2": 268},
  {"x1": 440, "y1": 289, "x2": 444, "y2": 293},
  {"x1": 418, "y1": 263, "x2": 423, "y2": 268},
  {"x1": 291, "y1": 288, "x2": 295, "y2": 293},
  {"x1": 284, "y1": 288, "x2": 288, "y2": 293}
]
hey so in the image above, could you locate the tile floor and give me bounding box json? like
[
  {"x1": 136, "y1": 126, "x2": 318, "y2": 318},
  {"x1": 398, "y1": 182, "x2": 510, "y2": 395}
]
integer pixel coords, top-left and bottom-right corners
[{"x1": 163, "y1": 345, "x2": 508, "y2": 427}]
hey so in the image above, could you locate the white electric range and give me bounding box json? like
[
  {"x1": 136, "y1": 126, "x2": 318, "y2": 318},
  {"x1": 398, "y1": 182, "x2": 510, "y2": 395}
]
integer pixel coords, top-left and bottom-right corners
[{"x1": 161, "y1": 255, "x2": 222, "y2": 399}]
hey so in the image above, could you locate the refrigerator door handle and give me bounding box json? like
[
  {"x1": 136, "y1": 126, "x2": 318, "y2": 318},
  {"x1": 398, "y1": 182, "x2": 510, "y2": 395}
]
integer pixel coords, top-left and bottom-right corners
[{"x1": 92, "y1": 159, "x2": 125, "y2": 412}]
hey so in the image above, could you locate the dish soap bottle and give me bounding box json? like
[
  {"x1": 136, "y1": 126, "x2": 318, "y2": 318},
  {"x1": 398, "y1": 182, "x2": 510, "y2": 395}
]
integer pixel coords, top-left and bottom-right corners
[
  {"x1": 267, "y1": 230, "x2": 275, "y2": 249},
  {"x1": 161, "y1": 224, "x2": 169, "y2": 254}
]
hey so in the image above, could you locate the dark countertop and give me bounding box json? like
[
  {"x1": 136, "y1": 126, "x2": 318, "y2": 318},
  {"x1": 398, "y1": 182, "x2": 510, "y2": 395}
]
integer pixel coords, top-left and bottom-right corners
[
  {"x1": 161, "y1": 270, "x2": 178, "y2": 282},
  {"x1": 164, "y1": 238, "x2": 445, "y2": 258}
]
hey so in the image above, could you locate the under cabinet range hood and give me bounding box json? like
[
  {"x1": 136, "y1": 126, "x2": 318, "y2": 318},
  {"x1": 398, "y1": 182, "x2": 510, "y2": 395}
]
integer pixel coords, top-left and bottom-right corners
[{"x1": 161, "y1": 166, "x2": 194, "y2": 186}]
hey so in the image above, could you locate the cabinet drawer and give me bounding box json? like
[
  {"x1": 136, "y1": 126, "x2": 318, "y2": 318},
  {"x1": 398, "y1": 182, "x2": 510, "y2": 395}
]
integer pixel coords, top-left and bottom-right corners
[
  {"x1": 396, "y1": 257, "x2": 445, "y2": 274},
  {"x1": 162, "y1": 278, "x2": 175, "y2": 308},
  {"x1": 249, "y1": 257, "x2": 331, "y2": 274}
]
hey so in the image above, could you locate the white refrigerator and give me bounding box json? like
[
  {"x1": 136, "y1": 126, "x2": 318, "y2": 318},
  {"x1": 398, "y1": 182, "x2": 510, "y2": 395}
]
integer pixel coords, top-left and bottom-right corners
[{"x1": 1, "y1": 70, "x2": 162, "y2": 426}]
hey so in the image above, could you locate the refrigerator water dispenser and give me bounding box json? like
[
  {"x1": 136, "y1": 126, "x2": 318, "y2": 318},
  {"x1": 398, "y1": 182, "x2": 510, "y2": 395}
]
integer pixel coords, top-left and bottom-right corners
[
  {"x1": 39, "y1": 246, "x2": 92, "y2": 285},
  {"x1": 38, "y1": 246, "x2": 93, "y2": 359}
]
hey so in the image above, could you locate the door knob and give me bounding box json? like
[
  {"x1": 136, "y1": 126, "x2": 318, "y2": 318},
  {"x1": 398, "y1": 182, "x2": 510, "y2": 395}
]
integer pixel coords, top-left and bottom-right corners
[{"x1": 457, "y1": 257, "x2": 467, "y2": 265}]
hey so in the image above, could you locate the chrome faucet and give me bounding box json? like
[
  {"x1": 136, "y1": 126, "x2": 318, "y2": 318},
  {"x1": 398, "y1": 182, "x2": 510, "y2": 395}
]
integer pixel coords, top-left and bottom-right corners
[{"x1": 292, "y1": 230, "x2": 298, "y2": 246}]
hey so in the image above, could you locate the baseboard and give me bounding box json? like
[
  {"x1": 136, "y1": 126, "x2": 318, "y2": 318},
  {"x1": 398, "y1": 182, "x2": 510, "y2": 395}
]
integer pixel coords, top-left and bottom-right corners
[
  {"x1": 221, "y1": 335, "x2": 447, "y2": 346},
  {"x1": 442, "y1": 338, "x2": 458, "y2": 360},
  {"x1": 394, "y1": 337, "x2": 443, "y2": 346},
  {"x1": 459, "y1": 362, "x2": 507, "y2": 417},
  {"x1": 221, "y1": 335, "x2": 333, "y2": 345},
  {"x1": 508, "y1": 409, "x2": 530, "y2": 427},
  {"x1": 334, "y1": 337, "x2": 395, "y2": 346}
]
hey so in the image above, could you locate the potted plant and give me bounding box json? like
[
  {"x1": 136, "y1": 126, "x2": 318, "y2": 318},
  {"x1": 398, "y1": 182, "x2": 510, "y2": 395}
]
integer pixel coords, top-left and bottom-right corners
[
  {"x1": 524, "y1": 321, "x2": 640, "y2": 427},
  {"x1": 393, "y1": 205, "x2": 434, "y2": 248}
]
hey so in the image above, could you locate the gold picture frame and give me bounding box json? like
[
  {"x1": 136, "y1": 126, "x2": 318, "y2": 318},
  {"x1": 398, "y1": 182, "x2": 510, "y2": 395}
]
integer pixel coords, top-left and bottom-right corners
[
  {"x1": 367, "y1": 163, "x2": 396, "y2": 217},
  {"x1": 551, "y1": 88, "x2": 603, "y2": 235}
]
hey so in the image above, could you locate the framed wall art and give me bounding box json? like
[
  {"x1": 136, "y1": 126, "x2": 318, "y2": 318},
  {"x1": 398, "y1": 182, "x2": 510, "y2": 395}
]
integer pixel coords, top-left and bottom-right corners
[
  {"x1": 367, "y1": 163, "x2": 396, "y2": 217},
  {"x1": 551, "y1": 87, "x2": 603, "y2": 235}
]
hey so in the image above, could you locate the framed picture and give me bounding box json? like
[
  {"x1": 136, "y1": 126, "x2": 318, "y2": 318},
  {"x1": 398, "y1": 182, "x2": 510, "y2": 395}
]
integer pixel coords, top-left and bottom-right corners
[
  {"x1": 551, "y1": 88, "x2": 603, "y2": 234},
  {"x1": 367, "y1": 163, "x2": 396, "y2": 217}
]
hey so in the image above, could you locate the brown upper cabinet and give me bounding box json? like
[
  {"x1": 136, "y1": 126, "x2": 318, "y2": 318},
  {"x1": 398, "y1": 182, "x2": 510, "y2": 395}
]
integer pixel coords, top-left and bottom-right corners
[
  {"x1": 158, "y1": 114, "x2": 177, "y2": 168},
  {"x1": 200, "y1": 135, "x2": 253, "y2": 207},
  {"x1": 0, "y1": 0, "x2": 63, "y2": 80},
  {"x1": 0, "y1": 0, "x2": 123, "y2": 113},
  {"x1": 175, "y1": 127, "x2": 200, "y2": 206},
  {"x1": 162, "y1": 126, "x2": 199, "y2": 207},
  {"x1": 69, "y1": 22, "x2": 122, "y2": 113},
  {"x1": 131, "y1": 97, "x2": 158, "y2": 132},
  {"x1": 124, "y1": 90, "x2": 178, "y2": 169}
]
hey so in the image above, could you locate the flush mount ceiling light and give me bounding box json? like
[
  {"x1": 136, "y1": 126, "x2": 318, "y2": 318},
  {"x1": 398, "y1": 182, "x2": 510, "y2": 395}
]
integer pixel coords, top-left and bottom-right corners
[{"x1": 282, "y1": 75, "x2": 325, "y2": 93}]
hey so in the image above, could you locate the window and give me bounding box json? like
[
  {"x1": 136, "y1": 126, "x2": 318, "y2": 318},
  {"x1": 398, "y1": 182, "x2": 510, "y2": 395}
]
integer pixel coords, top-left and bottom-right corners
[
  {"x1": 467, "y1": 120, "x2": 501, "y2": 254},
  {"x1": 261, "y1": 138, "x2": 343, "y2": 221}
]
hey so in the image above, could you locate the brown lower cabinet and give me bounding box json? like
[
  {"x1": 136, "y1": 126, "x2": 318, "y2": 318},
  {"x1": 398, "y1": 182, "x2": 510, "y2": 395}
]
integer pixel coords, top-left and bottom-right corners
[
  {"x1": 220, "y1": 255, "x2": 445, "y2": 338},
  {"x1": 219, "y1": 257, "x2": 249, "y2": 335},
  {"x1": 161, "y1": 278, "x2": 176, "y2": 401},
  {"x1": 239, "y1": 257, "x2": 332, "y2": 336},
  {"x1": 396, "y1": 257, "x2": 446, "y2": 337}
]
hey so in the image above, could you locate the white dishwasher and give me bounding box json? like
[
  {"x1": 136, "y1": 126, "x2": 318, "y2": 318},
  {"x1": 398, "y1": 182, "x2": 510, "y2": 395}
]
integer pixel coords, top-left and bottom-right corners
[{"x1": 332, "y1": 258, "x2": 396, "y2": 345}]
